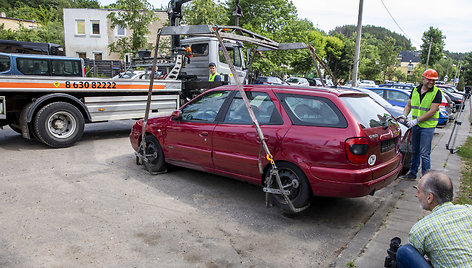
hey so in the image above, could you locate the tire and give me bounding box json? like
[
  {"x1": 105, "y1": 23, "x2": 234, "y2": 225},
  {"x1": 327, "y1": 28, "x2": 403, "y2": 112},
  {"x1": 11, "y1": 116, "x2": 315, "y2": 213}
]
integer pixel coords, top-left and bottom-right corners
[
  {"x1": 266, "y1": 162, "x2": 311, "y2": 213},
  {"x1": 33, "y1": 102, "x2": 84, "y2": 148},
  {"x1": 142, "y1": 135, "x2": 166, "y2": 173}
]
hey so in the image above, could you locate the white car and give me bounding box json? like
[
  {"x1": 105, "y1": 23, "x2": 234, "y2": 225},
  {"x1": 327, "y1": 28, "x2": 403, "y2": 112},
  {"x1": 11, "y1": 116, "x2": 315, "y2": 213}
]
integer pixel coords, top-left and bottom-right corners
[
  {"x1": 113, "y1": 70, "x2": 148, "y2": 80},
  {"x1": 286, "y1": 77, "x2": 309, "y2": 86}
]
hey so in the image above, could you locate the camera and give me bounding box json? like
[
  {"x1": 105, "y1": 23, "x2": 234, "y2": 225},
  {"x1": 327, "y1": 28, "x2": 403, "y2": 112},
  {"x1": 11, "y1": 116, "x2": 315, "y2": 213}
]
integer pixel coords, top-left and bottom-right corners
[{"x1": 384, "y1": 237, "x2": 402, "y2": 268}]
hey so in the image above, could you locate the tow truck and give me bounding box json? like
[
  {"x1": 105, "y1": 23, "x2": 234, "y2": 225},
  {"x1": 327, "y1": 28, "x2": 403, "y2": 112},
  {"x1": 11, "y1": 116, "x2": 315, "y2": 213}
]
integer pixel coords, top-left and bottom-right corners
[{"x1": 0, "y1": 0, "x2": 310, "y2": 148}]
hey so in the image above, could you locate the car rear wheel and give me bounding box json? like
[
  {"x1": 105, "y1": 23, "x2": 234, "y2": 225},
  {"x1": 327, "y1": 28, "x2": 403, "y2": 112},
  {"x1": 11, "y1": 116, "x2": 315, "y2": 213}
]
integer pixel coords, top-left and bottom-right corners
[
  {"x1": 141, "y1": 135, "x2": 166, "y2": 173},
  {"x1": 266, "y1": 162, "x2": 311, "y2": 213}
]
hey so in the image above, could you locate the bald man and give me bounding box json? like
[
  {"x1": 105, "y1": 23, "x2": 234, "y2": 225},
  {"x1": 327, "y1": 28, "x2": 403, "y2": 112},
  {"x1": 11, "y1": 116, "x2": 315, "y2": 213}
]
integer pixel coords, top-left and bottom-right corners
[{"x1": 396, "y1": 171, "x2": 472, "y2": 267}]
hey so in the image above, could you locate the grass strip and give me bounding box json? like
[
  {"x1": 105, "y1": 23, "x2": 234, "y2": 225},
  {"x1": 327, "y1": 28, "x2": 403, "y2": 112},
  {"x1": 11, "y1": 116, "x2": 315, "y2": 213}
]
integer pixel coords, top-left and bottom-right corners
[{"x1": 455, "y1": 136, "x2": 472, "y2": 204}]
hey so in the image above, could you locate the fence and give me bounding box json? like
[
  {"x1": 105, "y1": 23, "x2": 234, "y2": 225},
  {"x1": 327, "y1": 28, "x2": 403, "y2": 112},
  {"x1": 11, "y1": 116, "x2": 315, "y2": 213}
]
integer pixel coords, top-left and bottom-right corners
[{"x1": 84, "y1": 59, "x2": 122, "y2": 78}]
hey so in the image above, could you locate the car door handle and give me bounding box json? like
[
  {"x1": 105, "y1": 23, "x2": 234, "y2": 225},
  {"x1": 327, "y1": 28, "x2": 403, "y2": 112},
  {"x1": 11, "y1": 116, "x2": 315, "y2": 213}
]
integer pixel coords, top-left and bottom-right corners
[
  {"x1": 246, "y1": 132, "x2": 268, "y2": 142},
  {"x1": 199, "y1": 132, "x2": 209, "y2": 137}
]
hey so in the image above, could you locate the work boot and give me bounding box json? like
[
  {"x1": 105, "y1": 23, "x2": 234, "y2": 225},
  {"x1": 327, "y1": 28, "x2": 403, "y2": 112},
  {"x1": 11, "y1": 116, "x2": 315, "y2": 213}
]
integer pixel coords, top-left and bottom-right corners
[{"x1": 400, "y1": 173, "x2": 417, "y2": 181}]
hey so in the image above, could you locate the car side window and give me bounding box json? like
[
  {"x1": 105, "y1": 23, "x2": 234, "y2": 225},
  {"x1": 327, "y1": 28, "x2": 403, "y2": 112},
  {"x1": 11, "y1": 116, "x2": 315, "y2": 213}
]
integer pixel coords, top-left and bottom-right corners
[
  {"x1": 16, "y1": 58, "x2": 49, "y2": 75},
  {"x1": 0, "y1": 55, "x2": 11, "y2": 72},
  {"x1": 387, "y1": 91, "x2": 409, "y2": 103},
  {"x1": 180, "y1": 91, "x2": 230, "y2": 122},
  {"x1": 278, "y1": 94, "x2": 347, "y2": 128},
  {"x1": 370, "y1": 89, "x2": 383, "y2": 96},
  {"x1": 223, "y1": 91, "x2": 283, "y2": 125}
]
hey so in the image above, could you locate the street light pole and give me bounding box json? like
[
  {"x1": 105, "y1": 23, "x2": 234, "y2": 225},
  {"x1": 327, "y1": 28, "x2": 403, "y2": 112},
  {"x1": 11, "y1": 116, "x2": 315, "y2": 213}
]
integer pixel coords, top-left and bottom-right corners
[{"x1": 352, "y1": 0, "x2": 364, "y2": 88}]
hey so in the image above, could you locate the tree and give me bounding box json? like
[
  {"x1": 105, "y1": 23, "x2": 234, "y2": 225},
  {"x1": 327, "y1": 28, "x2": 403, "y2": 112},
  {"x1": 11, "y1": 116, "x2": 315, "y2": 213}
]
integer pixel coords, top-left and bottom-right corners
[
  {"x1": 420, "y1": 27, "x2": 445, "y2": 67},
  {"x1": 462, "y1": 53, "x2": 472, "y2": 85},
  {"x1": 107, "y1": 0, "x2": 157, "y2": 58},
  {"x1": 325, "y1": 33, "x2": 353, "y2": 83},
  {"x1": 378, "y1": 36, "x2": 397, "y2": 81},
  {"x1": 183, "y1": 0, "x2": 229, "y2": 25}
]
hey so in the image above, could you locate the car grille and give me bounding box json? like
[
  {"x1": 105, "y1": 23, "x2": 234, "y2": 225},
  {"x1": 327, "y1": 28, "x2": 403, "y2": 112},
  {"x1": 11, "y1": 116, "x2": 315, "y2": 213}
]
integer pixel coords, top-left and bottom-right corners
[{"x1": 381, "y1": 138, "x2": 396, "y2": 153}]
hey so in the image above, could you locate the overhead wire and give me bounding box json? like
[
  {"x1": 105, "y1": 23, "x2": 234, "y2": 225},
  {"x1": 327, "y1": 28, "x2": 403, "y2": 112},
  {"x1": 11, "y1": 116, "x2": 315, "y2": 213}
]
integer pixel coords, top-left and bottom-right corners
[{"x1": 378, "y1": 0, "x2": 421, "y2": 46}]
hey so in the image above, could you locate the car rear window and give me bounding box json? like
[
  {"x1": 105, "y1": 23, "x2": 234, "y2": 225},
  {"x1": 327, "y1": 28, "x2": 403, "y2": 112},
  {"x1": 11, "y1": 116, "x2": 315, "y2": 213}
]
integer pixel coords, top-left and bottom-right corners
[
  {"x1": 341, "y1": 96, "x2": 392, "y2": 129},
  {"x1": 277, "y1": 93, "x2": 347, "y2": 127}
]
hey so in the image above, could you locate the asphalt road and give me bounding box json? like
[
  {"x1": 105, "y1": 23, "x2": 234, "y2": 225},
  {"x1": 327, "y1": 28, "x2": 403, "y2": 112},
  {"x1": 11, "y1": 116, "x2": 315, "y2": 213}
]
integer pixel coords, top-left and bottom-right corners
[{"x1": 0, "y1": 121, "x2": 396, "y2": 267}]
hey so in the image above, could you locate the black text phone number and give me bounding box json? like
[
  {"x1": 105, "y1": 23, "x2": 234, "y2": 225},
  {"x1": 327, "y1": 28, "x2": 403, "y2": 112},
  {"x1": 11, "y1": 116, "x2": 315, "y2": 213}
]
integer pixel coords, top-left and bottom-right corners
[{"x1": 65, "y1": 81, "x2": 117, "y2": 89}]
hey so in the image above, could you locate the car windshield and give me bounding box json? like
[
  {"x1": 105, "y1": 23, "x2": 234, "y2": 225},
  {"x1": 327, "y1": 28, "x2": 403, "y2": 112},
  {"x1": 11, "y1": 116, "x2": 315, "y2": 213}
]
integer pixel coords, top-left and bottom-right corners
[
  {"x1": 286, "y1": 77, "x2": 299, "y2": 83},
  {"x1": 341, "y1": 96, "x2": 393, "y2": 129},
  {"x1": 360, "y1": 89, "x2": 391, "y2": 107}
]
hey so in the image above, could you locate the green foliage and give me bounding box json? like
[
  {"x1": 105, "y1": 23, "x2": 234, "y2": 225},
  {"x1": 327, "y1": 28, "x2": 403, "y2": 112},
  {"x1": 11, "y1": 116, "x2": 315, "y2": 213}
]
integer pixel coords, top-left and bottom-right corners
[
  {"x1": 332, "y1": 24, "x2": 413, "y2": 51},
  {"x1": 409, "y1": 63, "x2": 425, "y2": 83},
  {"x1": 378, "y1": 36, "x2": 398, "y2": 81},
  {"x1": 456, "y1": 76, "x2": 465, "y2": 91},
  {"x1": 1, "y1": 0, "x2": 100, "y2": 47},
  {"x1": 107, "y1": 0, "x2": 157, "y2": 58},
  {"x1": 183, "y1": 0, "x2": 229, "y2": 25},
  {"x1": 462, "y1": 53, "x2": 472, "y2": 85},
  {"x1": 420, "y1": 27, "x2": 445, "y2": 67},
  {"x1": 455, "y1": 136, "x2": 472, "y2": 205}
]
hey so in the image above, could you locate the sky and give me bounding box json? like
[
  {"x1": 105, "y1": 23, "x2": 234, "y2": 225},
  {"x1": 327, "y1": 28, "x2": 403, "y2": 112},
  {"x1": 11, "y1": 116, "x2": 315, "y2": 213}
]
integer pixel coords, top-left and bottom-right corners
[{"x1": 99, "y1": 0, "x2": 472, "y2": 53}]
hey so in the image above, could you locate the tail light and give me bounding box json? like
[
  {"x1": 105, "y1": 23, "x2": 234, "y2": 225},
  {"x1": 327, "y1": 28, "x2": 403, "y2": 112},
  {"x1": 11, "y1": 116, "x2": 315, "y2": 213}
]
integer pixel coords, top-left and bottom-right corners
[
  {"x1": 440, "y1": 102, "x2": 449, "y2": 107},
  {"x1": 345, "y1": 137, "x2": 369, "y2": 164}
]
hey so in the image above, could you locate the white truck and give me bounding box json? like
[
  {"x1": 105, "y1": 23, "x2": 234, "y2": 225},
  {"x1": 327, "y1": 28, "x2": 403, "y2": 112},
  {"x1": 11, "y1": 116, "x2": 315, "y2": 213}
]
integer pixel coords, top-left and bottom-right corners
[{"x1": 0, "y1": 23, "x2": 292, "y2": 148}]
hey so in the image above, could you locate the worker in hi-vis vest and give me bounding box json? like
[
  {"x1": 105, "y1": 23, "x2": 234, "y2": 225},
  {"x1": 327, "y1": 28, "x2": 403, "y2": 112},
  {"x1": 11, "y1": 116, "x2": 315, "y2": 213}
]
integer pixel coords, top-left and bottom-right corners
[
  {"x1": 399, "y1": 69, "x2": 442, "y2": 180},
  {"x1": 208, "y1": 62, "x2": 222, "y2": 82}
]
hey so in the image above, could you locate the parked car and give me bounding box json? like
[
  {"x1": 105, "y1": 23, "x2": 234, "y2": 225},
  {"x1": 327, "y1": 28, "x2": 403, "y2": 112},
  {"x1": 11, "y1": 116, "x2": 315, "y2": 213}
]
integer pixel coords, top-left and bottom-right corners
[
  {"x1": 286, "y1": 77, "x2": 309, "y2": 86},
  {"x1": 130, "y1": 85, "x2": 403, "y2": 212},
  {"x1": 343, "y1": 86, "x2": 404, "y2": 118},
  {"x1": 379, "y1": 83, "x2": 415, "y2": 90},
  {"x1": 436, "y1": 85, "x2": 465, "y2": 96},
  {"x1": 367, "y1": 87, "x2": 448, "y2": 125},
  {"x1": 0, "y1": 52, "x2": 84, "y2": 77},
  {"x1": 344, "y1": 80, "x2": 376, "y2": 88},
  {"x1": 441, "y1": 89, "x2": 463, "y2": 107},
  {"x1": 113, "y1": 70, "x2": 148, "y2": 79},
  {"x1": 307, "y1": 78, "x2": 334, "y2": 87},
  {"x1": 252, "y1": 76, "x2": 288, "y2": 85}
]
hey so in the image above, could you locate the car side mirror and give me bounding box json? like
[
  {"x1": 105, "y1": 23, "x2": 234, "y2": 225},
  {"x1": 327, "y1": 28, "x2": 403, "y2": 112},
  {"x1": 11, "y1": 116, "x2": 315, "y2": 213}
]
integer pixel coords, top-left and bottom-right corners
[{"x1": 171, "y1": 110, "x2": 182, "y2": 120}]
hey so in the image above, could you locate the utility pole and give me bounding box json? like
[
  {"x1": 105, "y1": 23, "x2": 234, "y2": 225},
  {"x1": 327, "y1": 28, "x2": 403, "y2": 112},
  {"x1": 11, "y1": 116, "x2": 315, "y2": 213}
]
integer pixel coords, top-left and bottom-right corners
[
  {"x1": 425, "y1": 38, "x2": 433, "y2": 70},
  {"x1": 352, "y1": 0, "x2": 364, "y2": 88}
]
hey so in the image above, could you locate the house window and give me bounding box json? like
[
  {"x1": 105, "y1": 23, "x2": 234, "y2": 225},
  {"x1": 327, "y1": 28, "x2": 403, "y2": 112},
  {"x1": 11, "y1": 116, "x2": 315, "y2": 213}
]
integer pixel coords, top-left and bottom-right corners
[
  {"x1": 91, "y1": 21, "x2": 100, "y2": 35},
  {"x1": 94, "y1": 53, "x2": 102, "y2": 61},
  {"x1": 76, "y1": 20, "x2": 85, "y2": 35},
  {"x1": 77, "y1": 52, "x2": 86, "y2": 59},
  {"x1": 116, "y1": 25, "x2": 125, "y2": 36}
]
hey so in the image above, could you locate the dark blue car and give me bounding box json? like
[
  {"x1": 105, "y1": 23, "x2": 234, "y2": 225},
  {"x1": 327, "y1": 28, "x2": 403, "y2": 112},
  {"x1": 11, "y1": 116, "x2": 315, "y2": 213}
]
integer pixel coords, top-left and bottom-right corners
[{"x1": 367, "y1": 87, "x2": 448, "y2": 125}]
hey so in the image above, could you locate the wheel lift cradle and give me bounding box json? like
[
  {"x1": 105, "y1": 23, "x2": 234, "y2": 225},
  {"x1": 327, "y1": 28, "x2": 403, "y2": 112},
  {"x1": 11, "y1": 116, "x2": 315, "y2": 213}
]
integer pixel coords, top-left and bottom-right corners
[{"x1": 136, "y1": 24, "x2": 310, "y2": 213}]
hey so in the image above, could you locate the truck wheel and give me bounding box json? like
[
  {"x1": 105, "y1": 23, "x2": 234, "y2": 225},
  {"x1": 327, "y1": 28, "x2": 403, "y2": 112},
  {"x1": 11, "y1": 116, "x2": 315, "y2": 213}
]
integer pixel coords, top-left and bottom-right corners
[
  {"x1": 142, "y1": 135, "x2": 166, "y2": 173},
  {"x1": 266, "y1": 162, "x2": 311, "y2": 213},
  {"x1": 33, "y1": 102, "x2": 84, "y2": 148}
]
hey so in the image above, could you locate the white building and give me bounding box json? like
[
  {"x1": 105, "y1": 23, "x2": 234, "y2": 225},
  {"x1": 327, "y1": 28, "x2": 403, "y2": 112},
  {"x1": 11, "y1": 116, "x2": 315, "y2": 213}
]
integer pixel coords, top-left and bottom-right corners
[{"x1": 63, "y1": 8, "x2": 167, "y2": 61}]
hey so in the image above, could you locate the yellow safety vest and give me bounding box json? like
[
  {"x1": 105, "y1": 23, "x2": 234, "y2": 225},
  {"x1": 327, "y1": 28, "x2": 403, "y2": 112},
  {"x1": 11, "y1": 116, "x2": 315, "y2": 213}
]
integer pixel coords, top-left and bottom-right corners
[
  {"x1": 411, "y1": 86, "x2": 440, "y2": 128},
  {"x1": 209, "y1": 72, "x2": 220, "y2": 82}
]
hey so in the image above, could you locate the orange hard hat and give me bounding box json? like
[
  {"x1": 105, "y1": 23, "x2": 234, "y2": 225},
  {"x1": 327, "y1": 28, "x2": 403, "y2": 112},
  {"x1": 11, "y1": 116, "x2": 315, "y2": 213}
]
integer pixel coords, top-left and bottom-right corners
[{"x1": 423, "y1": 69, "x2": 438, "y2": 80}]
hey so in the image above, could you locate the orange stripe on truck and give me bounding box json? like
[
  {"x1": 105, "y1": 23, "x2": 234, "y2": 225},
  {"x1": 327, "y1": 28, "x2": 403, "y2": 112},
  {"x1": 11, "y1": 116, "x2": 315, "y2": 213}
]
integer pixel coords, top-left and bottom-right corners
[{"x1": 0, "y1": 82, "x2": 166, "y2": 90}]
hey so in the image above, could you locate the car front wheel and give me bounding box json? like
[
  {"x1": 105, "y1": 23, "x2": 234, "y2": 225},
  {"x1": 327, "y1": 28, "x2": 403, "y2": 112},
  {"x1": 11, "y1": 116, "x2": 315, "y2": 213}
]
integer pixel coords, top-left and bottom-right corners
[{"x1": 141, "y1": 135, "x2": 166, "y2": 174}]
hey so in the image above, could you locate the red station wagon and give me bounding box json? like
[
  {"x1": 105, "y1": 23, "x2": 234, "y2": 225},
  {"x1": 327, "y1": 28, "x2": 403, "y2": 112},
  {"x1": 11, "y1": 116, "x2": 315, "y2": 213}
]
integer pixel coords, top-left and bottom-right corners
[{"x1": 130, "y1": 85, "x2": 403, "y2": 212}]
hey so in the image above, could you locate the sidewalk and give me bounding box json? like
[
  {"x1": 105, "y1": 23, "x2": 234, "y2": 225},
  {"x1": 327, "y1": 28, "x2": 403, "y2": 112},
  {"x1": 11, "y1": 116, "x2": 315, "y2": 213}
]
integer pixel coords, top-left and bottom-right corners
[{"x1": 335, "y1": 99, "x2": 472, "y2": 268}]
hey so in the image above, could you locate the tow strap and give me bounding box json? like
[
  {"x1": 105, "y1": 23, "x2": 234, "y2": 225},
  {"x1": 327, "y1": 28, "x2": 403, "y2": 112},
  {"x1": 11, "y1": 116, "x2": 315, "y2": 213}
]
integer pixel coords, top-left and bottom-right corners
[{"x1": 213, "y1": 28, "x2": 308, "y2": 213}]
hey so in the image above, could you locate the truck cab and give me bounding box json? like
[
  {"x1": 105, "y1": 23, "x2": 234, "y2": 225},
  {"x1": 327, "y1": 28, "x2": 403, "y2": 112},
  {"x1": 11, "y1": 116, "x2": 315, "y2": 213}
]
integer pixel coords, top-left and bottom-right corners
[{"x1": 181, "y1": 37, "x2": 247, "y2": 84}]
